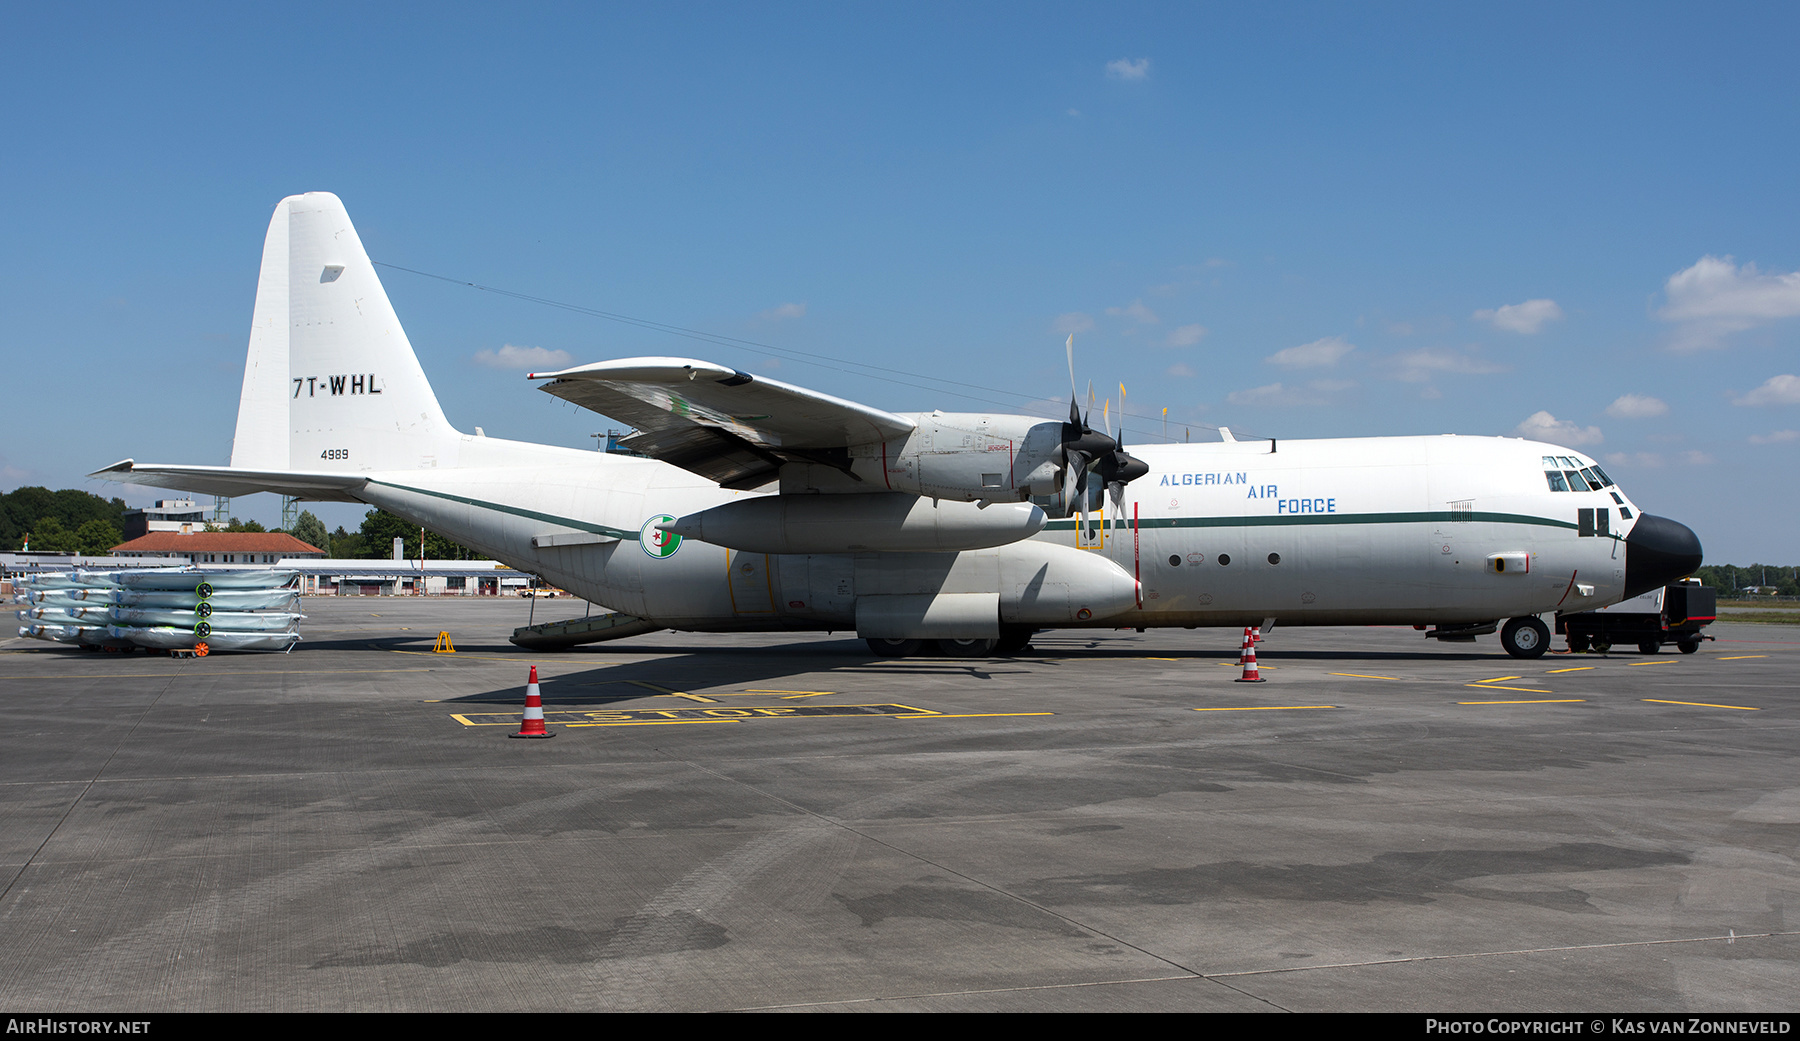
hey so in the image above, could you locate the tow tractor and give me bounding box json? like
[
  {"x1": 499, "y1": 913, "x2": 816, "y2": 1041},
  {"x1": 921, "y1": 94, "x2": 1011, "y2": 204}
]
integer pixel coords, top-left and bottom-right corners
[{"x1": 1556, "y1": 577, "x2": 1716, "y2": 654}]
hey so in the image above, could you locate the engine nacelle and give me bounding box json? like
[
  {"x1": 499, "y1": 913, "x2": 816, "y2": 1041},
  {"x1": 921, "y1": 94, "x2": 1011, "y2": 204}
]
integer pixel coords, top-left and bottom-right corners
[
  {"x1": 663, "y1": 493, "x2": 1046, "y2": 553},
  {"x1": 840, "y1": 413, "x2": 1067, "y2": 502}
]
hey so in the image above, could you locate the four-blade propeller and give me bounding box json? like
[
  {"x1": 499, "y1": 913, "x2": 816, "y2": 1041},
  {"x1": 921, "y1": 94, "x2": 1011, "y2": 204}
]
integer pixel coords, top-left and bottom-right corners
[{"x1": 1060, "y1": 336, "x2": 1150, "y2": 532}]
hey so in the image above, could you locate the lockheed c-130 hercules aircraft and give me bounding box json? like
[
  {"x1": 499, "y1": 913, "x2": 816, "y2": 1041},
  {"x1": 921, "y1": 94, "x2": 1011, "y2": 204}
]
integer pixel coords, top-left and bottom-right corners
[{"x1": 94, "y1": 193, "x2": 1704, "y2": 659}]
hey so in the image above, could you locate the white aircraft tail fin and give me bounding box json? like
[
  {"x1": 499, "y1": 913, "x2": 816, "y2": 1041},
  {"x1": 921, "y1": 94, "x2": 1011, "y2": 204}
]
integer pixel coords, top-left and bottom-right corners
[{"x1": 230, "y1": 192, "x2": 459, "y2": 474}]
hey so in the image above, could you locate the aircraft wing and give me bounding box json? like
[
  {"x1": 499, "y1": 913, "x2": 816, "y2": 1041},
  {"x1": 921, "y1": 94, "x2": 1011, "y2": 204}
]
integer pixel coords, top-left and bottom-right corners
[
  {"x1": 530, "y1": 358, "x2": 917, "y2": 490},
  {"x1": 89, "y1": 460, "x2": 370, "y2": 502}
]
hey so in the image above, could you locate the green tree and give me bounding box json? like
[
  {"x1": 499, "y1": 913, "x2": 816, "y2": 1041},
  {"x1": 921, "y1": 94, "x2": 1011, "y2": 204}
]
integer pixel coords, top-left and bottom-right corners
[
  {"x1": 75, "y1": 519, "x2": 122, "y2": 555},
  {"x1": 290, "y1": 511, "x2": 329, "y2": 553},
  {"x1": 0, "y1": 487, "x2": 126, "y2": 550},
  {"x1": 355, "y1": 509, "x2": 475, "y2": 560},
  {"x1": 29, "y1": 516, "x2": 76, "y2": 553},
  {"x1": 328, "y1": 525, "x2": 365, "y2": 559}
]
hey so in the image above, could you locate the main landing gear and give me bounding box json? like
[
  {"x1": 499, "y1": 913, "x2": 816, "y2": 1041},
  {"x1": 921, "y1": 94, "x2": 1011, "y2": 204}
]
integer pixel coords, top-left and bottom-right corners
[
  {"x1": 865, "y1": 628, "x2": 1036, "y2": 658},
  {"x1": 1500, "y1": 616, "x2": 1550, "y2": 659}
]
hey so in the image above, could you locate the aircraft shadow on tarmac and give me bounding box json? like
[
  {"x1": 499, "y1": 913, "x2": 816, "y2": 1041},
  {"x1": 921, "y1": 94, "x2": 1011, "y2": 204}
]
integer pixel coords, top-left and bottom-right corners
[{"x1": 291, "y1": 631, "x2": 1552, "y2": 708}]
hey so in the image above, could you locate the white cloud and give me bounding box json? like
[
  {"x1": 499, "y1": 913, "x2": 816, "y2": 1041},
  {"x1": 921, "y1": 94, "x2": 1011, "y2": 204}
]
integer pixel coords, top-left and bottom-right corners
[
  {"x1": 1106, "y1": 299, "x2": 1158, "y2": 324},
  {"x1": 1266, "y1": 336, "x2": 1354, "y2": 369},
  {"x1": 1474, "y1": 298, "x2": 1564, "y2": 334},
  {"x1": 1749, "y1": 429, "x2": 1800, "y2": 444},
  {"x1": 1384, "y1": 347, "x2": 1506, "y2": 383},
  {"x1": 1604, "y1": 451, "x2": 1663, "y2": 469},
  {"x1": 1604, "y1": 394, "x2": 1669, "y2": 419},
  {"x1": 1514, "y1": 410, "x2": 1603, "y2": 446},
  {"x1": 1732, "y1": 373, "x2": 1800, "y2": 407},
  {"x1": 1053, "y1": 312, "x2": 1095, "y2": 335},
  {"x1": 1106, "y1": 58, "x2": 1150, "y2": 81},
  {"x1": 1677, "y1": 450, "x2": 1714, "y2": 466},
  {"x1": 1166, "y1": 362, "x2": 1195, "y2": 378},
  {"x1": 1166, "y1": 323, "x2": 1207, "y2": 347},
  {"x1": 760, "y1": 302, "x2": 806, "y2": 320},
  {"x1": 1658, "y1": 256, "x2": 1800, "y2": 351},
  {"x1": 1227, "y1": 380, "x2": 1354, "y2": 407},
  {"x1": 474, "y1": 344, "x2": 573, "y2": 371}
]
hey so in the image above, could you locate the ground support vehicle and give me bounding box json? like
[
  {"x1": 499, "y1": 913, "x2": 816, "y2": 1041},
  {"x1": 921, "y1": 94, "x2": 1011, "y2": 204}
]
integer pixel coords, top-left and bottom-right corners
[{"x1": 1556, "y1": 579, "x2": 1715, "y2": 654}]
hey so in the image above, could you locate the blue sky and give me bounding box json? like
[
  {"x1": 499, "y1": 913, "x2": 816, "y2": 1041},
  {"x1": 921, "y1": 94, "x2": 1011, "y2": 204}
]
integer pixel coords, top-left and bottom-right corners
[{"x1": 4, "y1": 4, "x2": 1797, "y2": 560}]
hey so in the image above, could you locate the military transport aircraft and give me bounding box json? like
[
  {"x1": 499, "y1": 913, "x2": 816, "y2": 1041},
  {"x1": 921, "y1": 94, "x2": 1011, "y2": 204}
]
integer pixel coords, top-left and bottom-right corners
[{"x1": 94, "y1": 193, "x2": 1703, "y2": 659}]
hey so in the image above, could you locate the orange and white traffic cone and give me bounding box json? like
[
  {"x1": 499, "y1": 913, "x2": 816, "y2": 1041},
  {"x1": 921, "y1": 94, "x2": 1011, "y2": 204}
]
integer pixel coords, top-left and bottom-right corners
[
  {"x1": 510, "y1": 665, "x2": 555, "y2": 738},
  {"x1": 1236, "y1": 627, "x2": 1265, "y2": 683},
  {"x1": 1236, "y1": 625, "x2": 1253, "y2": 666}
]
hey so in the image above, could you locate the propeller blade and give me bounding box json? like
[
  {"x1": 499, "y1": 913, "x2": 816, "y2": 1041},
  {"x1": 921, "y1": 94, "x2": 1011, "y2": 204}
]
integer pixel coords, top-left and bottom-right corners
[{"x1": 1066, "y1": 333, "x2": 1077, "y2": 404}]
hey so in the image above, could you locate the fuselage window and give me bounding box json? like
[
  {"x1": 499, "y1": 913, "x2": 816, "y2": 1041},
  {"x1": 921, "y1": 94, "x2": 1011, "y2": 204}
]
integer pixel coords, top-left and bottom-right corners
[{"x1": 1545, "y1": 470, "x2": 1570, "y2": 492}]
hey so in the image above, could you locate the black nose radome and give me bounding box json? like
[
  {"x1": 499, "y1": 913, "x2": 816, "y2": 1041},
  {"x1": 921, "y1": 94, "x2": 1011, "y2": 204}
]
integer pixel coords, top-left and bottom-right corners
[{"x1": 1623, "y1": 514, "x2": 1703, "y2": 599}]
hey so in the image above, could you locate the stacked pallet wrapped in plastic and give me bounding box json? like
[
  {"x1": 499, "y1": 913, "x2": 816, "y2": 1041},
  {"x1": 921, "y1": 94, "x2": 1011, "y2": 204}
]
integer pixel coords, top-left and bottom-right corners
[{"x1": 15, "y1": 569, "x2": 302, "y2": 653}]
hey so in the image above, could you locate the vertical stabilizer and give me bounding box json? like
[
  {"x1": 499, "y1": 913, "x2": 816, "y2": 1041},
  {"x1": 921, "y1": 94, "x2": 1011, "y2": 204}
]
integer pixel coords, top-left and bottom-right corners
[{"x1": 230, "y1": 193, "x2": 459, "y2": 474}]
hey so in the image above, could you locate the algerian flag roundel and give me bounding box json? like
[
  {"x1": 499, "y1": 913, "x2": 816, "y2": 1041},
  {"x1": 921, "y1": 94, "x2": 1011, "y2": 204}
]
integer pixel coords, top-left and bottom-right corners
[{"x1": 640, "y1": 515, "x2": 683, "y2": 558}]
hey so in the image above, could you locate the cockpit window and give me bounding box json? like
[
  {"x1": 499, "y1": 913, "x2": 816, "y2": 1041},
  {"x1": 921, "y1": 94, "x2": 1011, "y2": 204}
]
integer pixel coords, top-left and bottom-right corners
[{"x1": 1540, "y1": 455, "x2": 1619, "y2": 493}]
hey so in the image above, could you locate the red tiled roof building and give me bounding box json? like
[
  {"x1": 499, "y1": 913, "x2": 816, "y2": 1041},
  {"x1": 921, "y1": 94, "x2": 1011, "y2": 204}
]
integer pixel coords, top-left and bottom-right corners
[{"x1": 109, "y1": 532, "x2": 326, "y2": 565}]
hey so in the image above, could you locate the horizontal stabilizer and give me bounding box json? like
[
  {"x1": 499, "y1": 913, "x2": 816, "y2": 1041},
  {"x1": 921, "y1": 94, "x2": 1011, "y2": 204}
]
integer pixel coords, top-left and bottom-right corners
[{"x1": 89, "y1": 460, "x2": 370, "y2": 501}]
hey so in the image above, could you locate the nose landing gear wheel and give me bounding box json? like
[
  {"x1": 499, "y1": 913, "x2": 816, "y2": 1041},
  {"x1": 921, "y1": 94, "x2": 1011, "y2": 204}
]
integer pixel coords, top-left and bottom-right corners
[{"x1": 1501, "y1": 616, "x2": 1550, "y2": 659}]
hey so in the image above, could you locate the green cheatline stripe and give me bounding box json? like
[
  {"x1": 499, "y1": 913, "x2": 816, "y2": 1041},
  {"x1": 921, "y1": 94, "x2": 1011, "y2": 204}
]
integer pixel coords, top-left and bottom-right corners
[
  {"x1": 368, "y1": 481, "x2": 1606, "y2": 545},
  {"x1": 1043, "y1": 510, "x2": 1585, "y2": 533},
  {"x1": 366, "y1": 479, "x2": 641, "y2": 540}
]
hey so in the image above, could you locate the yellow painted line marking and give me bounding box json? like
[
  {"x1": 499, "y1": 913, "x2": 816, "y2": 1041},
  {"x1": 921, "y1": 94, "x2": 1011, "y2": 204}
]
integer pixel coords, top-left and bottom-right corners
[
  {"x1": 1628, "y1": 659, "x2": 1678, "y2": 666},
  {"x1": 1330, "y1": 673, "x2": 1399, "y2": 680},
  {"x1": 1478, "y1": 675, "x2": 1522, "y2": 683},
  {"x1": 1642, "y1": 699, "x2": 1759, "y2": 711},
  {"x1": 744, "y1": 689, "x2": 834, "y2": 699},
  {"x1": 1719, "y1": 655, "x2": 1768, "y2": 660},
  {"x1": 1193, "y1": 705, "x2": 1337, "y2": 712},
  {"x1": 1459, "y1": 699, "x2": 1586, "y2": 705},
  {"x1": 1143, "y1": 657, "x2": 1182, "y2": 661},
  {"x1": 625, "y1": 680, "x2": 716, "y2": 703},
  {"x1": 567, "y1": 719, "x2": 737, "y2": 727},
  {"x1": 1466, "y1": 684, "x2": 1555, "y2": 693},
  {"x1": 894, "y1": 712, "x2": 1056, "y2": 719},
  {"x1": 1547, "y1": 666, "x2": 1595, "y2": 673}
]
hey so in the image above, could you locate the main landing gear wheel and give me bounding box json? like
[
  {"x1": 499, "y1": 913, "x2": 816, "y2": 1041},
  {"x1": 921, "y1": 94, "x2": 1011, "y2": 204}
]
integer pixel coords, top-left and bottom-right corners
[
  {"x1": 933, "y1": 637, "x2": 998, "y2": 657},
  {"x1": 995, "y1": 628, "x2": 1035, "y2": 655},
  {"x1": 1638, "y1": 640, "x2": 1661, "y2": 655},
  {"x1": 866, "y1": 638, "x2": 922, "y2": 658},
  {"x1": 1500, "y1": 616, "x2": 1550, "y2": 659}
]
